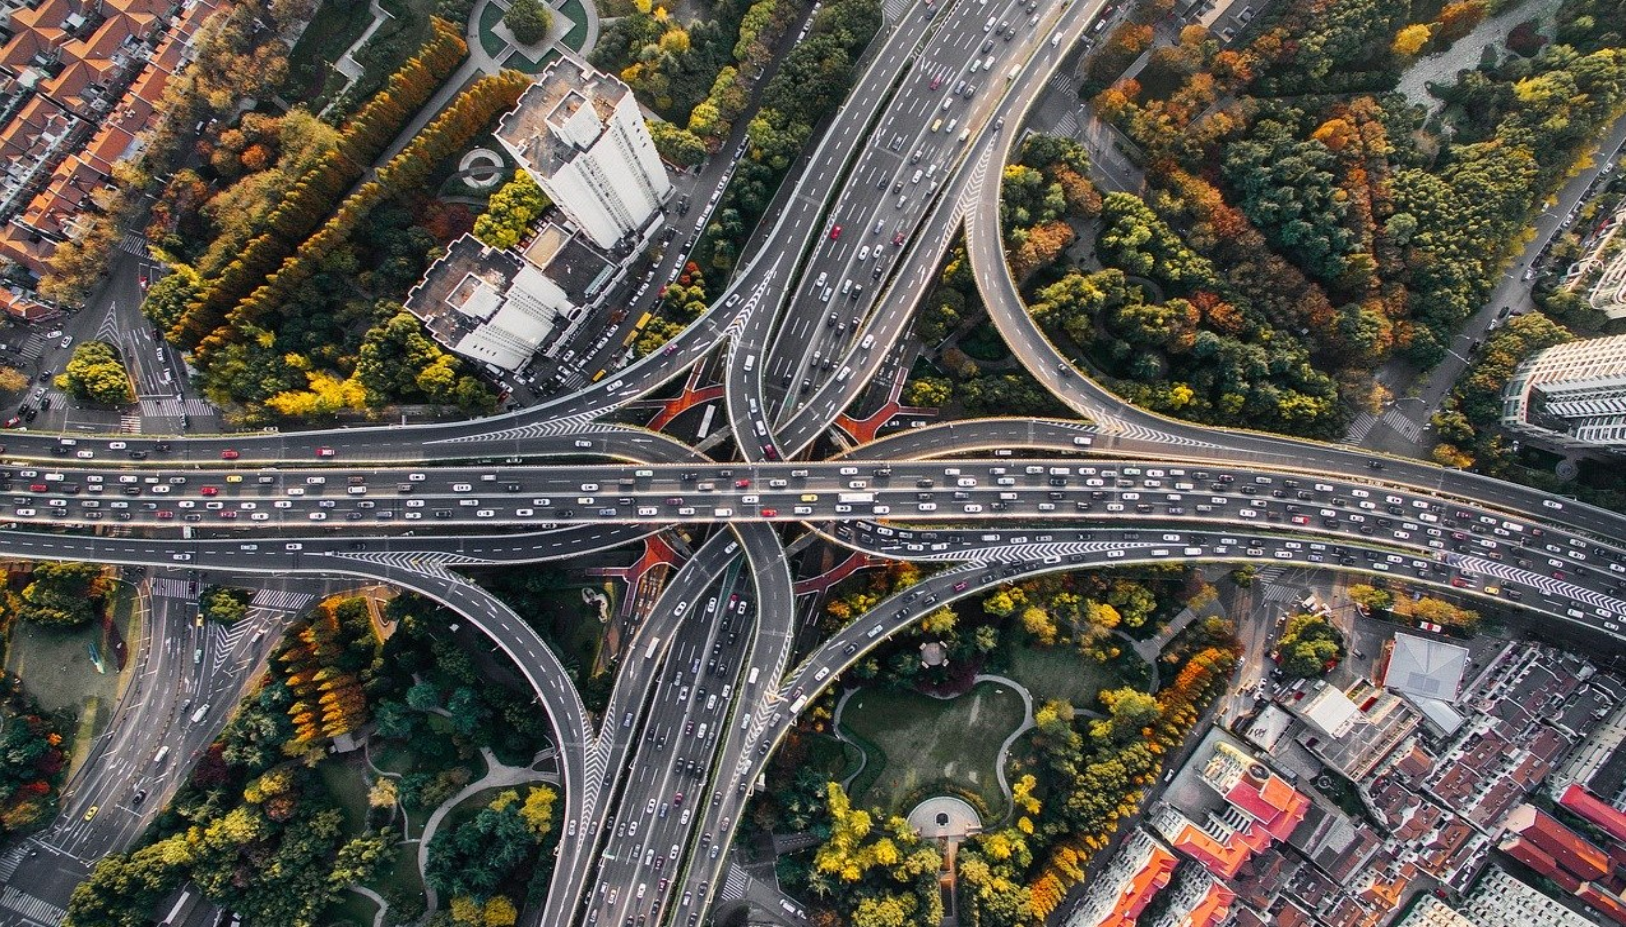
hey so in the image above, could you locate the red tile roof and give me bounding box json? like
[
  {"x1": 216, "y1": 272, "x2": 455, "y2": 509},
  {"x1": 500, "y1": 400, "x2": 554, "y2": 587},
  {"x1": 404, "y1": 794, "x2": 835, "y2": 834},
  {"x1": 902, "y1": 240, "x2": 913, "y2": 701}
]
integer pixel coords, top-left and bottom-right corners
[
  {"x1": 1184, "y1": 881, "x2": 1237, "y2": 927},
  {"x1": 0, "y1": 222, "x2": 56, "y2": 275},
  {"x1": 1578, "y1": 884, "x2": 1626, "y2": 927},
  {"x1": 1504, "y1": 804, "x2": 1611, "y2": 881},
  {"x1": 1560, "y1": 785, "x2": 1626, "y2": 848}
]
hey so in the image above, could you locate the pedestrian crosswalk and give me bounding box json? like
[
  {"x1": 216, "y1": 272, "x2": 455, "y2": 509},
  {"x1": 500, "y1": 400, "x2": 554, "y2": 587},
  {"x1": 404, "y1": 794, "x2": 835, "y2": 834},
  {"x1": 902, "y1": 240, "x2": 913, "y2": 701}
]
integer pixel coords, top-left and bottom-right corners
[
  {"x1": 116, "y1": 232, "x2": 149, "y2": 257},
  {"x1": 0, "y1": 845, "x2": 24, "y2": 882},
  {"x1": 720, "y1": 863, "x2": 749, "y2": 901},
  {"x1": 151, "y1": 577, "x2": 194, "y2": 600},
  {"x1": 139, "y1": 397, "x2": 216, "y2": 419},
  {"x1": 1344, "y1": 411, "x2": 1377, "y2": 444},
  {"x1": 14, "y1": 334, "x2": 43, "y2": 362},
  {"x1": 0, "y1": 885, "x2": 66, "y2": 927},
  {"x1": 1382, "y1": 406, "x2": 1426, "y2": 443},
  {"x1": 251, "y1": 588, "x2": 314, "y2": 612},
  {"x1": 119, "y1": 413, "x2": 142, "y2": 433},
  {"x1": 881, "y1": 0, "x2": 909, "y2": 20}
]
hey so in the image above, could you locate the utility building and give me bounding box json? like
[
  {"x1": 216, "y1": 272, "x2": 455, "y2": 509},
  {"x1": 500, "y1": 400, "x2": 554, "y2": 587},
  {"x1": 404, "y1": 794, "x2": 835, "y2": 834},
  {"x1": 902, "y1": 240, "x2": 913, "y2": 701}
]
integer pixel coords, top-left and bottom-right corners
[{"x1": 1503, "y1": 334, "x2": 1626, "y2": 453}]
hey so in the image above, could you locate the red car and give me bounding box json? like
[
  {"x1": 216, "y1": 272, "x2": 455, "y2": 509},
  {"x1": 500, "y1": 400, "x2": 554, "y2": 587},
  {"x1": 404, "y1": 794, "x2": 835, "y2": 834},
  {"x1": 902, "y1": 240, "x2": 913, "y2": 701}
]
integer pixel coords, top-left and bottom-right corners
[
  {"x1": 735, "y1": 479, "x2": 751, "y2": 488},
  {"x1": 829, "y1": 225, "x2": 842, "y2": 240},
  {"x1": 220, "y1": 449, "x2": 239, "y2": 460},
  {"x1": 200, "y1": 486, "x2": 218, "y2": 496},
  {"x1": 217, "y1": 510, "x2": 237, "y2": 519},
  {"x1": 929, "y1": 76, "x2": 943, "y2": 89},
  {"x1": 892, "y1": 231, "x2": 905, "y2": 245},
  {"x1": 316, "y1": 447, "x2": 336, "y2": 458},
  {"x1": 3, "y1": 417, "x2": 20, "y2": 428},
  {"x1": 761, "y1": 508, "x2": 778, "y2": 517},
  {"x1": 156, "y1": 510, "x2": 174, "y2": 520}
]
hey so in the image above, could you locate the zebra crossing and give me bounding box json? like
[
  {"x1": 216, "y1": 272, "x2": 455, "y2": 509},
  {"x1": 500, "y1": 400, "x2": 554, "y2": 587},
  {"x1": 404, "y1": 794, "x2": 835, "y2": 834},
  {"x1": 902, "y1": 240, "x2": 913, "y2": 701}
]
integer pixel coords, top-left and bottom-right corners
[
  {"x1": 1344, "y1": 411, "x2": 1378, "y2": 444},
  {"x1": 0, "y1": 844, "x2": 25, "y2": 882},
  {"x1": 1382, "y1": 406, "x2": 1426, "y2": 443},
  {"x1": 1047, "y1": 72, "x2": 1078, "y2": 96},
  {"x1": 14, "y1": 334, "x2": 43, "y2": 362},
  {"x1": 881, "y1": 0, "x2": 909, "y2": 21},
  {"x1": 138, "y1": 397, "x2": 216, "y2": 420},
  {"x1": 0, "y1": 885, "x2": 66, "y2": 927},
  {"x1": 251, "y1": 588, "x2": 314, "y2": 612},
  {"x1": 116, "y1": 232, "x2": 149, "y2": 257},
  {"x1": 151, "y1": 577, "x2": 194, "y2": 600},
  {"x1": 719, "y1": 863, "x2": 750, "y2": 901},
  {"x1": 119, "y1": 413, "x2": 142, "y2": 433}
]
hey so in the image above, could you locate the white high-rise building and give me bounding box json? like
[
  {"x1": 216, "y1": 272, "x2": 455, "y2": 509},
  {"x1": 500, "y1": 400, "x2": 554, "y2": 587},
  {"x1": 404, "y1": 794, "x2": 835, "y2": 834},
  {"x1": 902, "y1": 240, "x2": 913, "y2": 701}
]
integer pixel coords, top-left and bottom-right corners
[
  {"x1": 496, "y1": 59, "x2": 671, "y2": 250},
  {"x1": 1502, "y1": 333, "x2": 1626, "y2": 452}
]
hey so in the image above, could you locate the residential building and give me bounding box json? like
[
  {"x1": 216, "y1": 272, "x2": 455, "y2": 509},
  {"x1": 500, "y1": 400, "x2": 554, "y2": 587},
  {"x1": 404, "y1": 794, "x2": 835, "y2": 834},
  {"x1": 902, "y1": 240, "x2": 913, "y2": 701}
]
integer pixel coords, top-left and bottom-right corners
[
  {"x1": 1061, "y1": 829, "x2": 1177, "y2": 927},
  {"x1": 1396, "y1": 897, "x2": 1474, "y2": 927},
  {"x1": 403, "y1": 234, "x2": 577, "y2": 373},
  {"x1": 495, "y1": 58, "x2": 670, "y2": 251},
  {"x1": 1502, "y1": 333, "x2": 1626, "y2": 453},
  {"x1": 1459, "y1": 867, "x2": 1596, "y2": 927}
]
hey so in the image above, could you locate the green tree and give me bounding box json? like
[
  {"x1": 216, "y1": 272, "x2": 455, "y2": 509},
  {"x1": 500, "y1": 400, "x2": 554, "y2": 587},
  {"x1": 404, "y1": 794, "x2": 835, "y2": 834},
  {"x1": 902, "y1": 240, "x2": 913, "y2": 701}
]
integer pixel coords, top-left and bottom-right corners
[
  {"x1": 503, "y1": 0, "x2": 552, "y2": 43},
  {"x1": 57, "y1": 341, "x2": 132, "y2": 405},
  {"x1": 17, "y1": 562, "x2": 105, "y2": 627},
  {"x1": 472, "y1": 172, "x2": 550, "y2": 250},
  {"x1": 1276, "y1": 613, "x2": 1343, "y2": 677}
]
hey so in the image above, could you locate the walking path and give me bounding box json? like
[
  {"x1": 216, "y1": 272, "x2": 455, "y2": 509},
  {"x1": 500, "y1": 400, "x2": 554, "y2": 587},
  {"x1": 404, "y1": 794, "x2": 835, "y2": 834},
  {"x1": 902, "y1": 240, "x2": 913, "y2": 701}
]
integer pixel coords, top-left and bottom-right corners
[{"x1": 413, "y1": 746, "x2": 560, "y2": 913}]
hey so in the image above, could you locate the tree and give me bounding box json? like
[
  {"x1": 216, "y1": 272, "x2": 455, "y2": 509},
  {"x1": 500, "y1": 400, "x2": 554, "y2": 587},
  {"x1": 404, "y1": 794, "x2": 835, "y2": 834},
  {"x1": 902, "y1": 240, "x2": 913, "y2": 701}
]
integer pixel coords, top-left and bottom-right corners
[
  {"x1": 1347, "y1": 584, "x2": 1392, "y2": 613},
  {"x1": 17, "y1": 562, "x2": 105, "y2": 627},
  {"x1": 57, "y1": 341, "x2": 132, "y2": 405},
  {"x1": 1391, "y1": 22, "x2": 1432, "y2": 56},
  {"x1": 368, "y1": 777, "x2": 399, "y2": 810},
  {"x1": 902, "y1": 376, "x2": 952, "y2": 407},
  {"x1": 472, "y1": 171, "x2": 550, "y2": 249},
  {"x1": 503, "y1": 0, "x2": 553, "y2": 43},
  {"x1": 519, "y1": 786, "x2": 557, "y2": 837},
  {"x1": 1092, "y1": 687, "x2": 1161, "y2": 743},
  {"x1": 1276, "y1": 613, "x2": 1343, "y2": 677},
  {"x1": 199, "y1": 586, "x2": 251, "y2": 624},
  {"x1": 0, "y1": 367, "x2": 28, "y2": 393}
]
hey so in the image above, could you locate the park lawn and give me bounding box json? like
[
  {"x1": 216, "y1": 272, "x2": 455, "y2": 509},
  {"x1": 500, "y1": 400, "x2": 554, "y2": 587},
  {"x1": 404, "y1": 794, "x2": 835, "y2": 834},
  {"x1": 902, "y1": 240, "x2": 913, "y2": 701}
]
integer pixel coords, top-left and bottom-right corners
[
  {"x1": 1000, "y1": 642, "x2": 1145, "y2": 712},
  {"x1": 319, "y1": 755, "x2": 374, "y2": 838},
  {"x1": 477, "y1": 1, "x2": 508, "y2": 58},
  {"x1": 839, "y1": 682, "x2": 1026, "y2": 817},
  {"x1": 805, "y1": 732, "x2": 861, "y2": 782},
  {"x1": 323, "y1": 888, "x2": 379, "y2": 927},
  {"x1": 370, "y1": 842, "x2": 426, "y2": 904},
  {"x1": 559, "y1": 0, "x2": 590, "y2": 50}
]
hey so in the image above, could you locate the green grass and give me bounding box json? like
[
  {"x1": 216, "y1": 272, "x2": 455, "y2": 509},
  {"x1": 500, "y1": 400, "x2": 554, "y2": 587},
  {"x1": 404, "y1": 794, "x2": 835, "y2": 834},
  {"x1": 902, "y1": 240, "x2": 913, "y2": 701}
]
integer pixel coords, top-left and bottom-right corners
[
  {"x1": 559, "y1": 0, "x2": 589, "y2": 50},
  {"x1": 324, "y1": 888, "x2": 379, "y2": 927},
  {"x1": 372, "y1": 841, "x2": 426, "y2": 901},
  {"x1": 507, "y1": 47, "x2": 563, "y2": 73},
  {"x1": 999, "y1": 642, "x2": 1144, "y2": 712},
  {"x1": 806, "y1": 732, "x2": 863, "y2": 782},
  {"x1": 839, "y1": 682, "x2": 1026, "y2": 816},
  {"x1": 478, "y1": 0, "x2": 508, "y2": 57},
  {"x1": 319, "y1": 756, "x2": 374, "y2": 838},
  {"x1": 284, "y1": 0, "x2": 378, "y2": 103}
]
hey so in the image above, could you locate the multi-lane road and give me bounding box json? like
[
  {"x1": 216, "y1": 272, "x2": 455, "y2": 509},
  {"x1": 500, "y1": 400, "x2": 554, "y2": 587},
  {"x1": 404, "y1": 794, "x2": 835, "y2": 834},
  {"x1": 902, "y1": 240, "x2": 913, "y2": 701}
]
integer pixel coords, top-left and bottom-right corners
[{"x1": 4, "y1": 0, "x2": 1623, "y2": 924}]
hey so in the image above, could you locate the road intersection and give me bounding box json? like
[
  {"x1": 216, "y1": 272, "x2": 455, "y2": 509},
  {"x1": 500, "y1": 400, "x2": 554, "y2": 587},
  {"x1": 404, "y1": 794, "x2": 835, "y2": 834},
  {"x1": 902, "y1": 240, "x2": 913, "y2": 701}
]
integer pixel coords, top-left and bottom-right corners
[{"x1": 0, "y1": 0, "x2": 1621, "y2": 925}]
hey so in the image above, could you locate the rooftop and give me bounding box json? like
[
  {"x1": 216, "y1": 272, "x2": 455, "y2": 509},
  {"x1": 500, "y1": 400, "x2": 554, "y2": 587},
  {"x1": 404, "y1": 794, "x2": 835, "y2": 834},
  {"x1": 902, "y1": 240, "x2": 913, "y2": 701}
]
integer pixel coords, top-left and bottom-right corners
[{"x1": 1385, "y1": 634, "x2": 1470, "y2": 701}]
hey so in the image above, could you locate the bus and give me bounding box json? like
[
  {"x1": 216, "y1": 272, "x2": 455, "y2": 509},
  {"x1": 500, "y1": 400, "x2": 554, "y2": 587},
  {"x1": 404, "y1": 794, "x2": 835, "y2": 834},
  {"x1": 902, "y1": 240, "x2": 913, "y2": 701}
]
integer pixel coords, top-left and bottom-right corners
[{"x1": 644, "y1": 636, "x2": 661, "y2": 660}]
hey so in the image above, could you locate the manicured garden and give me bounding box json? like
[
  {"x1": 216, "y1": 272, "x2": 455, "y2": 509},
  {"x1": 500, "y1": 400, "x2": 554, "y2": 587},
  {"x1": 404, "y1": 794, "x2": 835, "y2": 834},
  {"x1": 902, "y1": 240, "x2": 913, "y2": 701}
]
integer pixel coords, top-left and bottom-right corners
[{"x1": 838, "y1": 681, "x2": 1026, "y2": 816}]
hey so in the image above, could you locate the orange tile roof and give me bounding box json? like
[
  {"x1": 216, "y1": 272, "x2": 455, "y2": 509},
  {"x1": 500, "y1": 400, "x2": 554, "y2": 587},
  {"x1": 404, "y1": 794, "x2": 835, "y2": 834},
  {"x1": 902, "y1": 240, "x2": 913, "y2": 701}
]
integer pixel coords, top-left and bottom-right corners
[
  {"x1": 1098, "y1": 842, "x2": 1179, "y2": 927},
  {"x1": 1184, "y1": 881, "x2": 1237, "y2": 927},
  {"x1": 0, "y1": 25, "x2": 64, "y2": 68},
  {"x1": 83, "y1": 125, "x2": 136, "y2": 174},
  {"x1": 0, "y1": 222, "x2": 56, "y2": 275}
]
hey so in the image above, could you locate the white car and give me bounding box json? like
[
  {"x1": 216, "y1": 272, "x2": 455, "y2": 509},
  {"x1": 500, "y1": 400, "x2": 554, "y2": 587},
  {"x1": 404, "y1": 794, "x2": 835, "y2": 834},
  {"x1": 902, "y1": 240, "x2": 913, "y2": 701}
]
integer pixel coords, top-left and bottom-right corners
[
  {"x1": 309, "y1": 512, "x2": 327, "y2": 520},
  {"x1": 108, "y1": 441, "x2": 126, "y2": 450},
  {"x1": 75, "y1": 450, "x2": 93, "y2": 459}
]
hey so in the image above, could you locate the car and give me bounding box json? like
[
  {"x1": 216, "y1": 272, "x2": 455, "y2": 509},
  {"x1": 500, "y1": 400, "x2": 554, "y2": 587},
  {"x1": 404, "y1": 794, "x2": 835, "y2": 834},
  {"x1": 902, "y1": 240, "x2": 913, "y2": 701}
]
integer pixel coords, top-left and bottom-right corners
[
  {"x1": 221, "y1": 450, "x2": 239, "y2": 460},
  {"x1": 108, "y1": 441, "x2": 126, "y2": 450},
  {"x1": 892, "y1": 231, "x2": 905, "y2": 245},
  {"x1": 316, "y1": 447, "x2": 336, "y2": 457},
  {"x1": 200, "y1": 486, "x2": 218, "y2": 496},
  {"x1": 83, "y1": 806, "x2": 98, "y2": 821},
  {"x1": 829, "y1": 225, "x2": 842, "y2": 240},
  {"x1": 761, "y1": 508, "x2": 777, "y2": 517},
  {"x1": 75, "y1": 450, "x2": 93, "y2": 459},
  {"x1": 2, "y1": 418, "x2": 17, "y2": 428},
  {"x1": 59, "y1": 336, "x2": 72, "y2": 349},
  {"x1": 929, "y1": 75, "x2": 943, "y2": 89}
]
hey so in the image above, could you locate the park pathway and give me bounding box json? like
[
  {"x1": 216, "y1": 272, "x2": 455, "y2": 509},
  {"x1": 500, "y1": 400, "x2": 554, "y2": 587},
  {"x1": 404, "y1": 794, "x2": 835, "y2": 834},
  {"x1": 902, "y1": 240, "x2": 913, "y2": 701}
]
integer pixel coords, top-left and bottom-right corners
[{"x1": 416, "y1": 746, "x2": 561, "y2": 913}]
